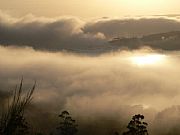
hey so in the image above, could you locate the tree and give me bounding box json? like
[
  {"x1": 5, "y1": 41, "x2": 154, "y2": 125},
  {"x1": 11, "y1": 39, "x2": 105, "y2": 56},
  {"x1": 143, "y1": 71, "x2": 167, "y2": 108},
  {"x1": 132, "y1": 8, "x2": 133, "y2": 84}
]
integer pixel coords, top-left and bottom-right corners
[
  {"x1": 122, "y1": 114, "x2": 148, "y2": 135},
  {"x1": 57, "y1": 111, "x2": 78, "y2": 135},
  {"x1": 0, "y1": 79, "x2": 35, "y2": 135}
]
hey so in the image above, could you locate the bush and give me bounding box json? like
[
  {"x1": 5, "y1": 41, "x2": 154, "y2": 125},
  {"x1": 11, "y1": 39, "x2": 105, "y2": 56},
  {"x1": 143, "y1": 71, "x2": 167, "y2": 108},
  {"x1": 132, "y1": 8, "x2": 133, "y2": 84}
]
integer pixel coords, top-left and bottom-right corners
[{"x1": 0, "y1": 79, "x2": 35, "y2": 135}]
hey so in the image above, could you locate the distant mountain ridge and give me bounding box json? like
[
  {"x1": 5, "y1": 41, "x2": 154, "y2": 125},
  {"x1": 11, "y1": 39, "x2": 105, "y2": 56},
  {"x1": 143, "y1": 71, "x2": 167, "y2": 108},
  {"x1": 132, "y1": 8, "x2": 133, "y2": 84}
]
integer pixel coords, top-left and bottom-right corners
[{"x1": 109, "y1": 31, "x2": 180, "y2": 50}]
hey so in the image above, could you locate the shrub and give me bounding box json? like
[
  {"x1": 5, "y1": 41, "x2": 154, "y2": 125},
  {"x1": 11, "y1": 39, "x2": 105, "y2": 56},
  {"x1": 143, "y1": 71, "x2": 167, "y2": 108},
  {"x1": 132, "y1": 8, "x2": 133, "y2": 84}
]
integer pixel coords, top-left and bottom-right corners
[{"x1": 0, "y1": 79, "x2": 35, "y2": 135}]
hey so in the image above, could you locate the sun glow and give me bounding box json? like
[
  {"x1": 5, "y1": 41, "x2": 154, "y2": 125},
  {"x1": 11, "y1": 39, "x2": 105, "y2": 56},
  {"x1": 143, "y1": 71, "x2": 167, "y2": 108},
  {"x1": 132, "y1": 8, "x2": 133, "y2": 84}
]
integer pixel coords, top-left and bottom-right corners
[{"x1": 130, "y1": 54, "x2": 166, "y2": 66}]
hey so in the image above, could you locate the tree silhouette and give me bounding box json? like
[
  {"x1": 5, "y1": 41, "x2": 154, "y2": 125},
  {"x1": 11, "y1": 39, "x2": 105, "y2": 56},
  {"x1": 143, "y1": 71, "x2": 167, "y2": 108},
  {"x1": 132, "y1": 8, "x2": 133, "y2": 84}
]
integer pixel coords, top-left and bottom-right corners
[
  {"x1": 123, "y1": 114, "x2": 148, "y2": 135},
  {"x1": 57, "y1": 111, "x2": 78, "y2": 135}
]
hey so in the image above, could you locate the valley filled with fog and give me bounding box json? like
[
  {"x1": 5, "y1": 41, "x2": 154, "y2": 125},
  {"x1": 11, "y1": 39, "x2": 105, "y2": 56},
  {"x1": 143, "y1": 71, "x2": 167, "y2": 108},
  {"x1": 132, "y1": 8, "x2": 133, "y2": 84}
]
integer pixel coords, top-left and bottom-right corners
[{"x1": 1, "y1": 11, "x2": 180, "y2": 135}]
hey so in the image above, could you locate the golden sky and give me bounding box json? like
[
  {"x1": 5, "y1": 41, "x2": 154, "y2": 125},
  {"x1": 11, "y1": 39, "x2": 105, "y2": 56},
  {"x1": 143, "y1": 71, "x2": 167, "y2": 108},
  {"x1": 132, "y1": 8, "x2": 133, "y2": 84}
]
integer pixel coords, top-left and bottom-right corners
[{"x1": 0, "y1": 0, "x2": 180, "y2": 17}]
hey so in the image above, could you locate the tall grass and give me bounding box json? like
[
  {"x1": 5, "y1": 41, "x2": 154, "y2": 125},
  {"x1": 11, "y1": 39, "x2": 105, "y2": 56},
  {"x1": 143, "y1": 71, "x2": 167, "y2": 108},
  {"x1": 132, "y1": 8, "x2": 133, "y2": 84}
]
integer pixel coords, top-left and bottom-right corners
[{"x1": 0, "y1": 79, "x2": 36, "y2": 135}]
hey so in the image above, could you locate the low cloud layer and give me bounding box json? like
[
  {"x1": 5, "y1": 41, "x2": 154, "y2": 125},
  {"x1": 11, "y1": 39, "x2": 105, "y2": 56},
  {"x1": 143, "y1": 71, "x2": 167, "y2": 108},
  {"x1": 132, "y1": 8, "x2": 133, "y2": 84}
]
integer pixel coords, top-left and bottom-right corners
[
  {"x1": 1, "y1": 46, "x2": 180, "y2": 134},
  {"x1": 1, "y1": 11, "x2": 180, "y2": 134},
  {"x1": 84, "y1": 17, "x2": 180, "y2": 38},
  {"x1": 0, "y1": 11, "x2": 107, "y2": 52},
  {"x1": 1, "y1": 11, "x2": 180, "y2": 52}
]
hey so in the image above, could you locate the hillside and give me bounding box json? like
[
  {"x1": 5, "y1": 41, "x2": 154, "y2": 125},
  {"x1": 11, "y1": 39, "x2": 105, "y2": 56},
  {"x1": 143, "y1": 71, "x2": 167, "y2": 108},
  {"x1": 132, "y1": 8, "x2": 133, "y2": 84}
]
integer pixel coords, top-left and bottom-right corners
[{"x1": 109, "y1": 31, "x2": 180, "y2": 50}]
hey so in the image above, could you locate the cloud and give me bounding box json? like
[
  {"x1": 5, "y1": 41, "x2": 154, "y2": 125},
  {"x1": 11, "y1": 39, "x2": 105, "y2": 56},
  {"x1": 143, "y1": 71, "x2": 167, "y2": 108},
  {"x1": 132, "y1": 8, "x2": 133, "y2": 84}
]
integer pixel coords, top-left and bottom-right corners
[
  {"x1": 84, "y1": 17, "x2": 180, "y2": 38},
  {"x1": 0, "y1": 46, "x2": 180, "y2": 134},
  {"x1": 1, "y1": 11, "x2": 180, "y2": 52},
  {"x1": 152, "y1": 106, "x2": 180, "y2": 135},
  {"x1": 0, "y1": 12, "x2": 107, "y2": 52},
  {"x1": 1, "y1": 11, "x2": 180, "y2": 134}
]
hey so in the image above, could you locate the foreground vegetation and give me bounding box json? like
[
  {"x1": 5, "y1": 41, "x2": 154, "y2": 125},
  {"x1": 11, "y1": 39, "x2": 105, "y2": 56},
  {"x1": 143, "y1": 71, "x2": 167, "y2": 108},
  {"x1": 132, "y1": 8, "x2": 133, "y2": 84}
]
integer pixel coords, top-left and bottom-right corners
[{"x1": 0, "y1": 80, "x2": 148, "y2": 135}]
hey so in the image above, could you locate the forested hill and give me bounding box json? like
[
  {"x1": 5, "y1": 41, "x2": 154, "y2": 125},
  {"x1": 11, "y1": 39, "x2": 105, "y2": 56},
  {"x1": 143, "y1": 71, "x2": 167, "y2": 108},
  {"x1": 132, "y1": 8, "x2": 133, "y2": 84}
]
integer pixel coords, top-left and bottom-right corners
[{"x1": 109, "y1": 31, "x2": 180, "y2": 50}]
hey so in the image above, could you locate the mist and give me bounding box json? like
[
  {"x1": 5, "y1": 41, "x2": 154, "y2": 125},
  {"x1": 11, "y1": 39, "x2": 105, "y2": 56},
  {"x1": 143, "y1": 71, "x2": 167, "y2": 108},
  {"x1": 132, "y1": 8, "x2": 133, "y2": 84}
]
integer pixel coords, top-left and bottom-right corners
[
  {"x1": 1, "y1": 10, "x2": 180, "y2": 135},
  {"x1": 0, "y1": 46, "x2": 180, "y2": 135}
]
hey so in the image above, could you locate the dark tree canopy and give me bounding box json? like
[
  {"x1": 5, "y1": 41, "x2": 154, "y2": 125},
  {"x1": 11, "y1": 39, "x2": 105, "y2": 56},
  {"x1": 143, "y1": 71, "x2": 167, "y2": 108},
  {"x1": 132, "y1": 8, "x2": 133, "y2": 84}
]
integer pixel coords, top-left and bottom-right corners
[
  {"x1": 123, "y1": 114, "x2": 148, "y2": 135},
  {"x1": 57, "y1": 111, "x2": 78, "y2": 135}
]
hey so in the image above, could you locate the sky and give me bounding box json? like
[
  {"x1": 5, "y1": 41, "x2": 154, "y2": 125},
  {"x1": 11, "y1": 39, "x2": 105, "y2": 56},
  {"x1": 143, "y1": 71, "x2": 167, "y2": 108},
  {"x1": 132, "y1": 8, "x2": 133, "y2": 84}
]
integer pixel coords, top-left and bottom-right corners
[
  {"x1": 1, "y1": 1, "x2": 180, "y2": 135},
  {"x1": 0, "y1": 0, "x2": 180, "y2": 17}
]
